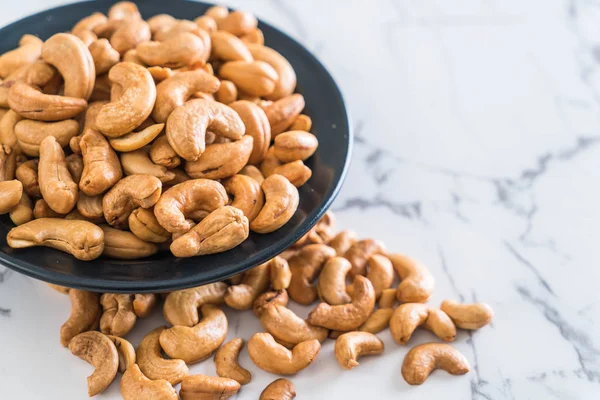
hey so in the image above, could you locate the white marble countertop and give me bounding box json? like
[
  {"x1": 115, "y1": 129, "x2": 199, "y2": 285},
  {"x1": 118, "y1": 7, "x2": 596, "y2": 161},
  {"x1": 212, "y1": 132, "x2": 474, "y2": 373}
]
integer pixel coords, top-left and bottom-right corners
[{"x1": 1, "y1": 0, "x2": 599, "y2": 399}]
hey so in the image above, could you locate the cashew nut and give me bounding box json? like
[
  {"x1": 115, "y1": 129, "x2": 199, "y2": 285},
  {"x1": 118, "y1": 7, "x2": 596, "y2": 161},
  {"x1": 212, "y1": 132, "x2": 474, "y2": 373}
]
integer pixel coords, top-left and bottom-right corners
[
  {"x1": 120, "y1": 147, "x2": 175, "y2": 183},
  {"x1": 100, "y1": 293, "x2": 137, "y2": 337},
  {"x1": 66, "y1": 153, "x2": 84, "y2": 184},
  {"x1": 68, "y1": 331, "x2": 119, "y2": 397},
  {"x1": 154, "y1": 178, "x2": 228, "y2": 233},
  {"x1": 229, "y1": 100, "x2": 271, "y2": 165},
  {"x1": 390, "y1": 303, "x2": 456, "y2": 344},
  {"x1": 240, "y1": 164, "x2": 265, "y2": 184},
  {"x1": 270, "y1": 160, "x2": 311, "y2": 187},
  {"x1": 95, "y1": 62, "x2": 156, "y2": 137},
  {"x1": 109, "y1": 123, "x2": 164, "y2": 153},
  {"x1": 166, "y1": 98, "x2": 245, "y2": 161},
  {"x1": 217, "y1": 11, "x2": 258, "y2": 36},
  {"x1": 60, "y1": 289, "x2": 101, "y2": 347},
  {"x1": 308, "y1": 275, "x2": 376, "y2": 331},
  {"x1": 402, "y1": 343, "x2": 470, "y2": 385},
  {"x1": 76, "y1": 193, "x2": 103, "y2": 221},
  {"x1": 42, "y1": 33, "x2": 95, "y2": 100},
  {"x1": 0, "y1": 110, "x2": 23, "y2": 154},
  {"x1": 273, "y1": 130, "x2": 318, "y2": 163},
  {"x1": 250, "y1": 174, "x2": 299, "y2": 234},
  {"x1": 290, "y1": 114, "x2": 312, "y2": 132},
  {"x1": 359, "y1": 307, "x2": 394, "y2": 334},
  {"x1": 440, "y1": 300, "x2": 494, "y2": 330},
  {"x1": 9, "y1": 191, "x2": 33, "y2": 225},
  {"x1": 8, "y1": 82, "x2": 87, "y2": 121},
  {"x1": 110, "y1": 18, "x2": 151, "y2": 55},
  {"x1": 137, "y1": 32, "x2": 208, "y2": 68},
  {"x1": 347, "y1": 254, "x2": 394, "y2": 299},
  {"x1": 152, "y1": 20, "x2": 205, "y2": 42},
  {"x1": 79, "y1": 128, "x2": 122, "y2": 196},
  {"x1": 223, "y1": 173, "x2": 264, "y2": 222},
  {"x1": 89, "y1": 39, "x2": 120, "y2": 75},
  {"x1": 260, "y1": 379, "x2": 296, "y2": 400},
  {"x1": 205, "y1": 6, "x2": 229, "y2": 22},
  {"x1": 73, "y1": 12, "x2": 108, "y2": 36},
  {"x1": 211, "y1": 30, "x2": 253, "y2": 62},
  {"x1": 185, "y1": 135, "x2": 254, "y2": 180},
  {"x1": 148, "y1": 14, "x2": 177, "y2": 35},
  {"x1": 262, "y1": 94, "x2": 305, "y2": 135},
  {"x1": 317, "y1": 256, "x2": 352, "y2": 305},
  {"x1": 219, "y1": 60, "x2": 279, "y2": 97},
  {"x1": 0, "y1": 34, "x2": 42, "y2": 78},
  {"x1": 33, "y1": 199, "x2": 64, "y2": 219},
  {"x1": 0, "y1": 145, "x2": 16, "y2": 182},
  {"x1": 195, "y1": 15, "x2": 217, "y2": 33},
  {"x1": 107, "y1": 335, "x2": 136, "y2": 372},
  {"x1": 137, "y1": 326, "x2": 189, "y2": 385},
  {"x1": 121, "y1": 364, "x2": 177, "y2": 400},
  {"x1": 334, "y1": 332, "x2": 384, "y2": 370},
  {"x1": 253, "y1": 289, "x2": 289, "y2": 317},
  {"x1": 37, "y1": 136, "x2": 78, "y2": 213},
  {"x1": 268, "y1": 256, "x2": 292, "y2": 290},
  {"x1": 179, "y1": 375, "x2": 241, "y2": 400},
  {"x1": 378, "y1": 288, "x2": 397, "y2": 309},
  {"x1": 215, "y1": 80, "x2": 238, "y2": 104},
  {"x1": 295, "y1": 210, "x2": 336, "y2": 246},
  {"x1": 108, "y1": 1, "x2": 141, "y2": 21},
  {"x1": 159, "y1": 305, "x2": 228, "y2": 363},
  {"x1": 224, "y1": 261, "x2": 270, "y2": 309},
  {"x1": 128, "y1": 207, "x2": 170, "y2": 243},
  {"x1": 247, "y1": 44, "x2": 296, "y2": 100},
  {"x1": 214, "y1": 338, "x2": 251, "y2": 385},
  {"x1": 149, "y1": 134, "x2": 180, "y2": 168},
  {"x1": 15, "y1": 119, "x2": 79, "y2": 157},
  {"x1": 163, "y1": 282, "x2": 228, "y2": 326},
  {"x1": 0, "y1": 179, "x2": 22, "y2": 214},
  {"x1": 388, "y1": 253, "x2": 435, "y2": 303},
  {"x1": 133, "y1": 294, "x2": 157, "y2": 317},
  {"x1": 248, "y1": 333, "x2": 320, "y2": 375},
  {"x1": 101, "y1": 224, "x2": 159, "y2": 259},
  {"x1": 287, "y1": 244, "x2": 336, "y2": 305},
  {"x1": 15, "y1": 159, "x2": 39, "y2": 197},
  {"x1": 261, "y1": 305, "x2": 328, "y2": 347},
  {"x1": 102, "y1": 174, "x2": 162, "y2": 228},
  {"x1": 344, "y1": 239, "x2": 387, "y2": 277}
]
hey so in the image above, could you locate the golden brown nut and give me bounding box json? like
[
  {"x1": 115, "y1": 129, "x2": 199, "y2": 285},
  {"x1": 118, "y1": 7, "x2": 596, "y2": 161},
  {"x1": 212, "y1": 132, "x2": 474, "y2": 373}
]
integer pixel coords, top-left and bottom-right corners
[
  {"x1": 152, "y1": 19, "x2": 205, "y2": 42},
  {"x1": 294, "y1": 211, "x2": 336, "y2": 246},
  {"x1": 248, "y1": 333, "x2": 320, "y2": 375},
  {"x1": 15, "y1": 159, "x2": 39, "y2": 197},
  {"x1": 89, "y1": 39, "x2": 120, "y2": 75},
  {"x1": 215, "y1": 80, "x2": 238, "y2": 104},
  {"x1": 317, "y1": 256, "x2": 352, "y2": 305},
  {"x1": 359, "y1": 308, "x2": 394, "y2": 334},
  {"x1": 101, "y1": 224, "x2": 159, "y2": 259},
  {"x1": 239, "y1": 164, "x2": 264, "y2": 184},
  {"x1": 261, "y1": 305, "x2": 328, "y2": 347},
  {"x1": 0, "y1": 179, "x2": 22, "y2": 214},
  {"x1": 290, "y1": 114, "x2": 312, "y2": 131},
  {"x1": 170, "y1": 206, "x2": 249, "y2": 257},
  {"x1": 121, "y1": 364, "x2": 177, "y2": 400},
  {"x1": 344, "y1": 239, "x2": 386, "y2": 277},
  {"x1": 274, "y1": 131, "x2": 318, "y2": 163},
  {"x1": 205, "y1": 6, "x2": 229, "y2": 22},
  {"x1": 287, "y1": 244, "x2": 336, "y2": 305},
  {"x1": 150, "y1": 134, "x2": 180, "y2": 168},
  {"x1": 9, "y1": 191, "x2": 33, "y2": 225},
  {"x1": 132, "y1": 294, "x2": 157, "y2": 317},
  {"x1": 108, "y1": 1, "x2": 141, "y2": 21},
  {"x1": 211, "y1": 30, "x2": 253, "y2": 62},
  {"x1": 334, "y1": 332, "x2": 384, "y2": 370},
  {"x1": 73, "y1": 12, "x2": 108, "y2": 35},
  {"x1": 0, "y1": 110, "x2": 23, "y2": 154},
  {"x1": 378, "y1": 288, "x2": 397, "y2": 309},
  {"x1": 219, "y1": 60, "x2": 279, "y2": 97},
  {"x1": 137, "y1": 326, "x2": 189, "y2": 385},
  {"x1": 37, "y1": 136, "x2": 78, "y2": 214},
  {"x1": 440, "y1": 300, "x2": 494, "y2": 330},
  {"x1": 111, "y1": 18, "x2": 151, "y2": 55},
  {"x1": 247, "y1": 44, "x2": 296, "y2": 100},
  {"x1": 223, "y1": 174, "x2": 264, "y2": 222},
  {"x1": 0, "y1": 34, "x2": 42, "y2": 79},
  {"x1": 260, "y1": 379, "x2": 296, "y2": 400},
  {"x1": 102, "y1": 174, "x2": 162, "y2": 228},
  {"x1": 15, "y1": 119, "x2": 79, "y2": 157},
  {"x1": 66, "y1": 153, "x2": 84, "y2": 184},
  {"x1": 402, "y1": 343, "x2": 470, "y2": 385},
  {"x1": 224, "y1": 261, "x2": 270, "y2": 310},
  {"x1": 185, "y1": 135, "x2": 253, "y2": 180},
  {"x1": 214, "y1": 338, "x2": 251, "y2": 385},
  {"x1": 195, "y1": 15, "x2": 217, "y2": 33},
  {"x1": 137, "y1": 32, "x2": 209, "y2": 68},
  {"x1": 129, "y1": 207, "x2": 170, "y2": 243},
  {"x1": 389, "y1": 253, "x2": 435, "y2": 303},
  {"x1": 0, "y1": 144, "x2": 16, "y2": 181},
  {"x1": 250, "y1": 174, "x2": 299, "y2": 234},
  {"x1": 271, "y1": 160, "x2": 311, "y2": 187},
  {"x1": 262, "y1": 94, "x2": 305, "y2": 136},
  {"x1": 229, "y1": 100, "x2": 271, "y2": 165},
  {"x1": 252, "y1": 289, "x2": 289, "y2": 317},
  {"x1": 148, "y1": 14, "x2": 177, "y2": 35},
  {"x1": 60, "y1": 289, "x2": 101, "y2": 347},
  {"x1": 79, "y1": 129, "x2": 122, "y2": 196},
  {"x1": 217, "y1": 11, "x2": 258, "y2": 36},
  {"x1": 390, "y1": 303, "x2": 456, "y2": 344},
  {"x1": 108, "y1": 123, "x2": 164, "y2": 152},
  {"x1": 76, "y1": 192, "x2": 103, "y2": 221},
  {"x1": 107, "y1": 335, "x2": 136, "y2": 372},
  {"x1": 120, "y1": 147, "x2": 175, "y2": 183},
  {"x1": 364, "y1": 254, "x2": 394, "y2": 299},
  {"x1": 9, "y1": 82, "x2": 88, "y2": 122},
  {"x1": 100, "y1": 293, "x2": 137, "y2": 337},
  {"x1": 268, "y1": 256, "x2": 292, "y2": 290},
  {"x1": 33, "y1": 199, "x2": 64, "y2": 219},
  {"x1": 179, "y1": 375, "x2": 240, "y2": 400},
  {"x1": 163, "y1": 282, "x2": 228, "y2": 327}
]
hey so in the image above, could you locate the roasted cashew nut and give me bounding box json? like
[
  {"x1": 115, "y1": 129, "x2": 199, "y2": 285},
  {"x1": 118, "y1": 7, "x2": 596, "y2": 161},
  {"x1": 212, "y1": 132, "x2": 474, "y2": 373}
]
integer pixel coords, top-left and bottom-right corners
[
  {"x1": 149, "y1": 134, "x2": 180, "y2": 168},
  {"x1": 250, "y1": 174, "x2": 299, "y2": 234},
  {"x1": 147, "y1": 14, "x2": 177, "y2": 35},
  {"x1": 290, "y1": 114, "x2": 312, "y2": 131},
  {"x1": 66, "y1": 153, "x2": 84, "y2": 184},
  {"x1": 154, "y1": 178, "x2": 228, "y2": 233},
  {"x1": 107, "y1": 335, "x2": 136, "y2": 373},
  {"x1": 102, "y1": 174, "x2": 162, "y2": 228},
  {"x1": 440, "y1": 300, "x2": 494, "y2": 330},
  {"x1": 211, "y1": 30, "x2": 253, "y2": 62},
  {"x1": 128, "y1": 207, "x2": 170, "y2": 243},
  {"x1": 214, "y1": 338, "x2": 252, "y2": 385},
  {"x1": 163, "y1": 282, "x2": 228, "y2": 327},
  {"x1": 159, "y1": 305, "x2": 228, "y2": 364},
  {"x1": 179, "y1": 375, "x2": 241, "y2": 400},
  {"x1": 0, "y1": 145, "x2": 16, "y2": 183},
  {"x1": 42, "y1": 33, "x2": 95, "y2": 99},
  {"x1": 110, "y1": 18, "x2": 151, "y2": 55},
  {"x1": 246, "y1": 43, "x2": 295, "y2": 100},
  {"x1": 248, "y1": 333, "x2": 320, "y2": 375},
  {"x1": 260, "y1": 379, "x2": 296, "y2": 400},
  {"x1": 317, "y1": 256, "x2": 352, "y2": 305},
  {"x1": 261, "y1": 305, "x2": 328, "y2": 347},
  {"x1": 137, "y1": 32, "x2": 209, "y2": 68},
  {"x1": 137, "y1": 326, "x2": 189, "y2": 385},
  {"x1": 402, "y1": 343, "x2": 470, "y2": 385},
  {"x1": 89, "y1": 39, "x2": 120, "y2": 75},
  {"x1": 0, "y1": 179, "x2": 22, "y2": 214},
  {"x1": 240, "y1": 164, "x2": 265, "y2": 184},
  {"x1": 101, "y1": 224, "x2": 159, "y2": 259},
  {"x1": 185, "y1": 135, "x2": 254, "y2": 180},
  {"x1": 76, "y1": 193, "x2": 104, "y2": 221},
  {"x1": 308, "y1": 275, "x2": 376, "y2": 331},
  {"x1": 9, "y1": 82, "x2": 88, "y2": 121},
  {"x1": 271, "y1": 160, "x2": 312, "y2": 187},
  {"x1": 334, "y1": 332, "x2": 384, "y2": 370},
  {"x1": 0, "y1": 34, "x2": 42, "y2": 78},
  {"x1": 108, "y1": 1, "x2": 141, "y2": 21},
  {"x1": 287, "y1": 244, "x2": 336, "y2": 305},
  {"x1": 33, "y1": 199, "x2": 65, "y2": 219},
  {"x1": 95, "y1": 62, "x2": 156, "y2": 137},
  {"x1": 15, "y1": 159, "x2": 39, "y2": 197},
  {"x1": 389, "y1": 253, "x2": 435, "y2": 303},
  {"x1": 100, "y1": 293, "x2": 137, "y2": 337},
  {"x1": 68, "y1": 331, "x2": 119, "y2": 397},
  {"x1": 59, "y1": 289, "x2": 100, "y2": 347},
  {"x1": 219, "y1": 60, "x2": 279, "y2": 97},
  {"x1": 359, "y1": 308, "x2": 394, "y2": 334},
  {"x1": 133, "y1": 294, "x2": 157, "y2": 318},
  {"x1": 215, "y1": 79, "x2": 238, "y2": 104},
  {"x1": 120, "y1": 147, "x2": 175, "y2": 183},
  {"x1": 0, "y1": 110, "x2": 23, "y2": 154},
  {"x1": 72, "y1": 12, "x2": 108, "y2": 37},
  {"x1": 166, "y1": 98, "x2": 245, "y2": 161},
  {"x1": 262, "y1": 94, "x2": 305, "y2": 135},
  {"x1": 217, "y1": 10, "x2": 258, "y2": 36},
  {"x1": 9, "y1": 191, "x2": 33, "y2": 226},
  {"x1": 109, "y1": 123, "x2": 164, "y2": 152},
  {"x1": 274, "y1": 130, "x2": 318, "y2": 163},
  {"x1": 229, "y1": 100, "x2": 271, "y2": 165},
  {"x1": 15, "y1": 119, "x2": 79, "y2": 157},
  {"x1": 121, "y1": 364, "x2": 177, "y2": 400},
  {"x1": 268, "y1": 256, "x2": 292, "y2": 290},
  {"x1": 223, "y1": 173, "x2": 265, "y2": 222},
  {"x1": 344, "y1": 239, "x2": 387, "y2": 277},
  {"x1": 253, "y1": 289, "x2": 289, "y2": 317},
  {"x1": 224, "y1": 261, "x2": 270, "y2": 310},
  {"x1": 389, "y1": 303, "x2": 456, "y2": 344},
  {"x1": 38, "y1": 136, "x2": 78, "y2": 213}
]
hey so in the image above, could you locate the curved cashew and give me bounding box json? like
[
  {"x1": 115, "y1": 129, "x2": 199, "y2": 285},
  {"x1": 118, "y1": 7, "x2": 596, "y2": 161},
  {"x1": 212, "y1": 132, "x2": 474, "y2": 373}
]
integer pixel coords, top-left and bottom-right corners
[
  {"x1": 247, "y1": 44, "x2": 296, "y2": 100},
  {"x1": 344, "y1": 239, "x2": 387, "y2": 277},
  {"x1": 60, "y1": 289, "x2": 100, "y2": 346},
  {"x1": 214, "y1": 338, "x2": 251, "y2": 385},
  {"x1": 137, "y1": 326, "x2": 189, "y2": 385},
  {"x1": 261, "y1": 305, "x2": 328, "y2": 347},
  {"x1": 163, "y1": 282, "x2": 228, "y2": 326},
  {"x1": 253, "y1": 289, "x2": 289, "y2": 317},
  {"x1": 205, "y1": 6, "x2": 229, "y2": 22},
  {"x1": 390, "y1": 303, "x2": 456, "y2": 345},
  {"x1": 250, "y1": 174, "x2": 299, "y2": 234},
  {"x1": 121, "y1": 364, "x2": 177, "y2": 400},
  {"x1": 179, "y1": 375, "x2": 240, "y2": 400},
  {"x1": 89, "y1": 39, "x2": 120, "y2": 75},
  {"x1": 15, "y1": 159, "x2": 39, "y2": 197},
  {"x1": 260, "y1": 378, "x2": 296, "y2": 400},
  {"x1": 378, "y1": 288, "x2": 397, "y2": 309},
  {"x1": 223, "y1": 174, "x2": 264, "y2": 222},
  {"x1": 402, "y1": 343, "x2": 470, "y2": 385},
  {"x1": 334, "y1": 332, "x2": 384, "y2": 370},
  {"x1": 347, "y1": 254, "x2": 394, "y2": 298},
  {"x1": 73, "y1": 29, "x2": 97, "y2": 46},
  {"x1": 15, "y1": 119, "x2": 79, "y2": 157},
  {"x1": 240, "y1": 164, "x2": 265, "y2": 184},
  {"x1": 120, "y1": 147, "x2": 175, "y2": 183},
  {"x1": 133, "y1": 294, "x2": 157, "y2": 318},
  {"x1": 42, "y1": 33, "x2": 95, "y2": 99},
  {"x1": 308, "y1": 275, "x2": 376, "y2": 331},
  {"x1": 154, "y1": 178, "x2": 227, "y2": 233},
  {"x1": 137, "y1": 32, "x2": 208, "y2": 68},
  {"x1": 147, "y1": 14, "x2": 177, "y2": 35},
  {"x1": 290, "y1": 114, "x2": 312, "y2": 131},
  {"x1": 229, "y1": 100, "x2": 271, "y2": 165},
  {"x1": 111, "y1": 18, "x2": 151, "y2": 55},
  {"x1": 389, "y1": 253, "x2": 435, "y2": 303},
  {"x1": 0, "y1": 34, "x2": 42, "y2": 78},
  {"x1": 76, "y1": 193, "x2": 104, "y2": 221},
  {"x1": 0, "y1": 179, "x2": 22, "y2": 214},
  {"x1": 149, "y1": 134, "x2": 180, "y2": 168},
  {"x1": 153, "y1": 20, "x2": 206, "y2": 42},
  {"x1": 359, "y1": 307, "x2": 394, "y2": 334},
  {"x1": 148, "y1": 66, "x2": 175, "y2": 82},
  {"x1": 0, "y1": 144, "x2": 17, "y2": 181},
  {"x1": 129, "y1": 207, "x2": 170, "y2": 243},
  {"x1": 295, "y1": 210, "x2": 336, "y2": 246},
  {"x1": 440, "y1": 300, "x2": 494, "y2": 330},
  {"x1": 166, "y1": 99, "x2": 245, "y2": 161},
  {"x1": 72, "y1": 12, "x2": 108, "y2": 36},
  {"x1": 107, "y1": 335, "x2": 136, "y2": 372},
  {"x1": 268, "y1": 256, "x2": 292, "y2": 290},
  {"x1": 109, "y1": 123, "x2": 164, "y2": 153},
  {"x1": 102, "y1": 174, "x2": 162, "y2": 228},
  {"x1": 95, "y1": 62, "x2": 156, "y2": 137},
  {"x1": 101, "y1": 224, "x2": 159, "y2": 259},
  {"x1": 185, "y1": 135, "x2": 254, "y2": 180},
  {"x1": 108, "y1": 1, "x2": 141, "y2": 21},
  {"x1": 224, "y1": 261, "x2": 270, "y2": 310},
  {"x1": 79, "y1": 129, "x2": 122, "y2": 196},
  {"x1": 195, "y1": 15, "x2": 217, "y2": 33},
  {"x1": 211, "y1": 31, "x2": 253, "y2": 62},
  {"x1": 66, "y1": 153, "x2": 84, "y2": 184},
  {"x1": 68, "y1": 331, "x2": 119, "y2": 397},
  {"x1": 215, "y1": 80, "x2": 238, "y2": 104},
  {"x1": 217, "y1": 11, "x2": 258, "y2": 36},
  {"x1": 287, "y1": 244, "x2": 336, "y2": 305},
  {"x1": 0, "y1": 110, "x2": 23, "y2": 154},
  {"x1": 9, "y1": 82, "x2": 87, "y2": 121},
  {"x1": 80, "y1": 100, "x2": 108, "y2": 133},
  {"x1": 38, "y1": 136, "x2": 78, "y2": 214},
  {"x1": 159, "y1": 305, "x2": 228, "y2": 363},
  {"x1": 33, "y1": 199, "x2": 64, "y2": 219},
  {"x1": 9, "y1": 191, "x2": 33, "y2": 225},
  {"x1": 317, "y1": 256, "x2": 352, "y2": 305},
  {"x1": 100, "y1": 293, "x2": 137, "y2": 337},
  {"x1": 153, "y1": 69, "x2": 220, "y2": 123},
  {"x1": 271, "y1": 160, "x2": 311, "y2": 187},
  {"x1": 220, "y1": 60, "x2": 279, "y2": 97},
  {"x1": 248, "y1": 333, "x2": 320, "y2": 375},
  {"x1": 274, "y1": 131, "x2": 318, "y2": 163},
  {"x1": 262, "y1": 94, "x2": 305, "y2": 135}
]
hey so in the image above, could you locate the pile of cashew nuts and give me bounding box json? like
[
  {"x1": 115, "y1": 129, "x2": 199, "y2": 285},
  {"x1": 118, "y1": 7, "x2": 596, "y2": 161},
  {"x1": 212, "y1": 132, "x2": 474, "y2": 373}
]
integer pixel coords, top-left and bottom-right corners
[
  {"x1": 51, "y1": 207, "x2": 494, "y2": 398},
  {"x1": 0, "y1": 1, "x2": 317, "y2": 260}
]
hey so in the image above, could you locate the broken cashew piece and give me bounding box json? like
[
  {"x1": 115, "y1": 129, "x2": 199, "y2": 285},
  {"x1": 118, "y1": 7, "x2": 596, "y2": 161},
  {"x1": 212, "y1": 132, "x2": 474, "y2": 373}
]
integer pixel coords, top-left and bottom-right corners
[
  {"x1": 163, "y1": 282, "x2": 228, "y2": 327},
  {"x1": 250, "y1": 174, "x2": 299, "y2": 234},
  {"x1": 60, "y1": 289, "x2": 101, "y2": 347},
  {"x1": 390, "y1": 303, "x2": 456, "y2": 345},
  {"x1": 137, "y1": 326, "x2": 189, "y2": 385},
  {"x1": 287, "y1": 244, "x2": 337, "y2": 305},
  {"x1": 38, "y1": 136, "x2": 78, "y2": 214},
  {"x1": 108, "y1": 123, "x2": 164, "y2": 152},
  {"x1": 179, "y1": 375, "x2": 241, "y2": 400},
  {"x1": 389, "y1": 253, "x2": 435, "y2": 303},
  {"x1": 107, "y1": 335, "x2": 136, "y2": 373},
  {"x1": 402, "y1": 343, "x2": 470, "y2": 385},
  {"x1": 440, "y1": 300, "x2": 494, "y2": 330},
  {"x1": 260, "y1": 305, "x2": 329, "y2": 347},
  {"x1": 260, "y1": 378, "x2": 296, "y2": 400},
  {"x1": 68, "y1": 331, "x2": 119, "y2": 397},
  {"x1": 100, "y1": 293, "x2": 137, "y2": 337},
  {"x1": 317, "y1": 256, "x2": 352, "y2": 305},
  {"x1": 224, "y1": 261, "x2": 270, "y2": 310},
  {"x1": 248, "y1": 333, "x2": 321, "y2": 375},
  {"x1": 121, "y1": 364, "x2": 177, "y2": 400},
  {"x1": 334, "y1": 332, "x2": 384, "y2": 370},
  {"x1": 253, "y1": 289, "x2": 289, "y2": 317},
  {"x1": 214, "y1": 338, "x2": 252, "y2": 385},
  {"x1": 102, "y1": 174, "x2": 162, "y2": 228}
]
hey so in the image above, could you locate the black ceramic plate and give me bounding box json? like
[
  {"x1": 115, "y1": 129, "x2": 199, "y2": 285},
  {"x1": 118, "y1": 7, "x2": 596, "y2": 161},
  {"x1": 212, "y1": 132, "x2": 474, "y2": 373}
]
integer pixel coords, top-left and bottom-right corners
[{"x1": 0, "y1": 0, "x2": 351, "y2": 292}]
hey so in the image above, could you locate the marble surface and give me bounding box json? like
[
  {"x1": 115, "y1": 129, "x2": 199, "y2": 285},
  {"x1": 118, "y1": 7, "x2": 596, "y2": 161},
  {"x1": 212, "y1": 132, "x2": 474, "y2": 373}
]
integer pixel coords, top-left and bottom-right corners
[{"x1": 1, "y1": 0, "x2": 599, "y2": 398}]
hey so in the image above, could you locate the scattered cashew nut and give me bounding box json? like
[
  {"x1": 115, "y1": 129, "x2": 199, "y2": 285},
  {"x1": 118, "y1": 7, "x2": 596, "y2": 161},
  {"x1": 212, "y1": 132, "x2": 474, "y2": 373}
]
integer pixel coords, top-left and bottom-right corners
[
  {"x1": 248, "y1": 333, "x2": 321, "y2": 375},
  {"x1": 214, "y1": 338, "x2": 251, "y2": 385},
  {"x1": 401, "y1": 343, "x2": 470, "y2": 385},
  {"x1": 334, "y1": 331, "x2": 384, "y2": 370}
]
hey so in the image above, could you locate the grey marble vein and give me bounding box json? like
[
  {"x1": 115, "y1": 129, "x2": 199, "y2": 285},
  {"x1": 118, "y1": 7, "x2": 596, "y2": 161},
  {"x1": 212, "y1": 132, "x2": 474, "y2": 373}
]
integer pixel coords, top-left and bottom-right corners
[
  {"x1": 0, "y1": 307, "x2": 10, "y2": 317},
  {"x1": 504, "y1": 242, "x2": 555, "y2": 295}
]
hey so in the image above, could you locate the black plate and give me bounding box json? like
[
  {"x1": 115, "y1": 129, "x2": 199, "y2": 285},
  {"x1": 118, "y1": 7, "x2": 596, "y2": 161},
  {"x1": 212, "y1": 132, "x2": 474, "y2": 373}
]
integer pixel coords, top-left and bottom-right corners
[{"x1": 0, "y1": 0, "x2": 351, "y2": 293}]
